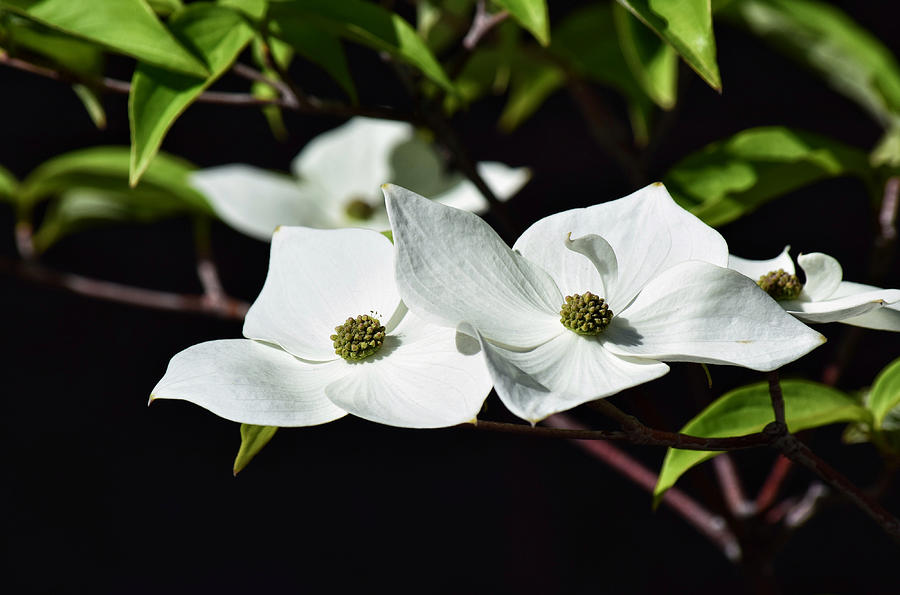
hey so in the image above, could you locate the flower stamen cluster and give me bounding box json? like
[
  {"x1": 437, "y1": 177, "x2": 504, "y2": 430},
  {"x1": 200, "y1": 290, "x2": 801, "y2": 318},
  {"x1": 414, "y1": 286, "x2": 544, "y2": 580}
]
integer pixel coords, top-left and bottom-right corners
[
  {"x1": 758, "y1": 269, "x2": 803, "y2": 301},
  {"x1": 331, "y1": 314, "x2": 385, "y2": 360},
  {"x1": 344, "y1": 198, "x2": 375, "y2": 221},
  {"x1": 560, "y1": 292, "x2": 612, "y2": 335}
]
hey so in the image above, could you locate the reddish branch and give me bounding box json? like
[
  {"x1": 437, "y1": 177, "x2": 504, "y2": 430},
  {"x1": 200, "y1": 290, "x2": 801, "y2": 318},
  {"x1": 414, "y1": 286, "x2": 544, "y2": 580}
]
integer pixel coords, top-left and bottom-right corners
[
  {"x1": 462, "y1": 0, "x2": 509, "y2": 50},
  {"x1": 545, "y1": 413, "x2": 742, "y2": 561}
]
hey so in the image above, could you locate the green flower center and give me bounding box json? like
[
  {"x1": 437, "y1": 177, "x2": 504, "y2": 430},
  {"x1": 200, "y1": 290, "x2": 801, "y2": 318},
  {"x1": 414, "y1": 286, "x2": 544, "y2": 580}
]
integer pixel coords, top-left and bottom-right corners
[
  {"x1": 330, "y1": 314, "x2": 386, "y2": 360},
  {"x1": 757, "y1": 269, "x2": 803, "y2": 301},
  {"x1": 344, "y1": 198, "x2": 375, "y2": 221},
  {"x1": 560, "y1": 291, "x2": 613, "y2": 335}
]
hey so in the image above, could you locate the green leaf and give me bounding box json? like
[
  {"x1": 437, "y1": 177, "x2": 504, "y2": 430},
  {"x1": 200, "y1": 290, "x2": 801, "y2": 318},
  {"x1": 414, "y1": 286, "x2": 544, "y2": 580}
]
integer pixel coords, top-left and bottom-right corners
[
  {"x1": 723, "y1": 0, "x2": 900, "y2": 128},
  {"x1": 218, "y1": 0, "x2": 267, "y2": 20},
  {"x1": 0, "y1": 0, "x2": 209, "y2": 76},
  {"x1": 871, "y1": 127, "x2": 900, "y2": 169},
  {"x1": 870, "y1": 357, "x2": 900, "y2": 431},
  {"x1": 269, "y1": 0, "x2": 454, "y2": 94},
  {"x1": 653, "y1": 380, "x2": 870, "y2": 506},
  {"x1": 612, "y1": 2, "x2": 677, "y2": 110},
  {"x1": 664, "y1": 126, "x2": 871, "y2": 227},
  {"x1": 269, "y1": 13, "x2": 357, "y2": 102},
  {"x1": 147, "y1": 0, "x2": 184, "y2": 17},
  {"x1": 380, "y1": 229, "x2": 393, "y2": 243},
  {"x1": 615, "y1": 0, "x2": 721, "y2": 91},
  {"x1": 19, "y1": 146, "x2": 210, "y2": 214},
  {"x1": 72, "y1": 84, "x2": 107, "y2": 129},
  {"x1": 233, "y1": 424, "x2": 278, "y2": 475},
  {"x1": 493, "y1": 0, "x2": 549, "y2": 46},
  {"x1": 0, "y1": 164, "x2": 18, "y2": 203},
  {"x1": 32, "y1": 188, "x2": 191, "y2": 252},
  {"x1": 0, "y1": 13, "x2": 104, "y2": 76},
  {"x1": 550, "y1": 4, "x2": 656, "y2": 145},
  {"x1": 417, "y1": 0, "x2": 473, "y2": 54},
  {"x1": 498, "y1": 58, "x2": 564, "y2": 131},
  {"x1": 129, "y1": 4, "x2": 254, "y2": 185}
]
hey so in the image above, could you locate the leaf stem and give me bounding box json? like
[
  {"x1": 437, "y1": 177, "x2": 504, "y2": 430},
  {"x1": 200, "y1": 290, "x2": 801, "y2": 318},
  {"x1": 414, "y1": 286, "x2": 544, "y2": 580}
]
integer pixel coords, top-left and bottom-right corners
[{"x1": 462, "y1": 0, "x2": 509, "y2": 50}]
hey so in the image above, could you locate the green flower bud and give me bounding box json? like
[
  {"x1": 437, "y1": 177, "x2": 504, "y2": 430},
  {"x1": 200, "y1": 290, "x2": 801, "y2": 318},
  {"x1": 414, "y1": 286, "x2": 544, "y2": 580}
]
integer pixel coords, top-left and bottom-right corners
[
  {"x1": 331, "y1": 314, "x2": 386, "y2": 360},
  {"x1": 758, "y1": 269, "x2": 803, "y2": 301},
  {"x1": 344, "y1": 198, "x2": 375, "y2": 221},
  {"x1": 560, "y1": 291, "x2": 612, "y2": 335}
]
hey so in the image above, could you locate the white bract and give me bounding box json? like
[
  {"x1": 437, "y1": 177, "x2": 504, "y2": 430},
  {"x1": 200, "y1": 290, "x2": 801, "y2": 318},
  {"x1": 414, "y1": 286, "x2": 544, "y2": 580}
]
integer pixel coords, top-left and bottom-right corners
[
  {"x1": 729, "y1": 247, "x2": 900, "y2": 331},
  {"x1": 151, "y1": 227, "x2": 493, "y2": 428},
  {"x1": 384, "y1": 183, "x2": 826, "y2": 423},
  {"x1": 190, "y1": 117, "x2": 530, "y2": 240}
]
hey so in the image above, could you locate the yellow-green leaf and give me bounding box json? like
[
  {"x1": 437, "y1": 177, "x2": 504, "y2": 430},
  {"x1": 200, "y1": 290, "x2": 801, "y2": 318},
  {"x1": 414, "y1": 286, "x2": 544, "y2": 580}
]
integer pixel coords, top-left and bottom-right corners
[
  {"x1": 493, "y1": 0, "x2": 549, "y2": 46},
  {"x1": 870, "y1": 357, "x2": 900, "y2": 431},
  {"x1": 615, "y1": 0, "x2": 721, "y2": 91},
  {"x1": 269, "y1": 0, "x2": 454, "y2": 94},
  {"x1": 72, "y1": 84, "x2": 107, "y2": 129},
  {"x1": 129, "y1": 4, "x2": 254, "y2": 185},
  {"x1": 19, "y1": 146, "x2": 210, "y2": 213},
  {"x1": 0, "y1": 0, "x2": 208, "y2": 76},
  {"x1": 612, "y1": 2, "x2": 677, "y2": 110},
  {"x1": 653, "y1": 380, "x2": 870, "y2": 507},
  {"x1": 723, "y1": 0, "x2": 900, "y2": 128},
  {"x1": 233, "y1": 424, "x2": 278, "y2": 475},
  {"x1": 0, "y1": 164, "x2": 18, "y2": 203},
  {"x1": 664, "y1": 126, "x2": 871, "y2": 227}
]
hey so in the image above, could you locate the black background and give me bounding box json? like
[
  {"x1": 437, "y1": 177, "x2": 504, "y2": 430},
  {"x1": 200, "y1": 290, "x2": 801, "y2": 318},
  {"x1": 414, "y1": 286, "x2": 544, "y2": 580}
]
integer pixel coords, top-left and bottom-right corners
[{"x1": 3, "y1": 2, "x2": 899, "y2": 593}]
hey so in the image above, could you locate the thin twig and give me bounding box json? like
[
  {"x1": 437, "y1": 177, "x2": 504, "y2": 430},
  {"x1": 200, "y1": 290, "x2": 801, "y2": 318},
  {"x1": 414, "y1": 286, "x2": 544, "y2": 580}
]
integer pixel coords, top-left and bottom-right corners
[
  {"x1": 0, "y1": 51, "x2": 418, "y2": 122},
  {"x1": 470, "y1": 419, "x2": 774, "y2": 451},
  {"x1": 755, "y1": 455, "x2": 794, "y2": 513},
  {"x1": 714, "y1": 455, "x2": 754, "y2": 518},
  {"x1": 462, "y1": 0, "x2": 509, "y2": 50},
  {"x1": 766, "y1": 370, "x2": 787, "y2": 428},
  {"x1": 545, "y1": 413, "x2": 742, "y2": 561},
  {"x1": 765, "y1": 375, "x2": 900, "y2": 540},
  {"x1": 1, "y1": 256, "x2": 249, "y2": 319}
]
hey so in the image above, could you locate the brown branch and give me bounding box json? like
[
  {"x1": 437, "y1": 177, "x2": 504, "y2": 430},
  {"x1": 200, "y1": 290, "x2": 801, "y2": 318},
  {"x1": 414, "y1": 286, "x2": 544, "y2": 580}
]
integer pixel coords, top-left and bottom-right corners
[
  {"x1": 764, "y1": 375, "x2": 900, "y2": 540},
  {"x1": 0, "y1": 51, "x2": 418, "y2": 123},
  {"x1": 766, "y1": 370, "x2": 786, "y2": 428},
  {"x1": 1, "y1": 256, "x2": 249, "y2": 319},
  {"x1": 470, "y1": 418, "x2": 774, "y2": 451},
  {"x1": 462, "y1": 0, "x2": 510, "y2": 50},
  {"x1": 545, "y1": 413, "x2": 742, "y2": 561}
]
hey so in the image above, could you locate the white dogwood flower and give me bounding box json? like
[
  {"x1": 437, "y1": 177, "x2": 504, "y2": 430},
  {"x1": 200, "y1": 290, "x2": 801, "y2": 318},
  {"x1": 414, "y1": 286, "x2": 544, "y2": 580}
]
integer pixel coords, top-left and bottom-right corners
[
  {"x1": 190, "y1": 117, "x2": 530, "y2": 240},
  {"x1": 151, "y1": 227, "x2": 492, "y2": 428},
  {"x1": 384, "y1": 183, "x2": 826, "y2": 423},
  {"x1": 729, "y1": 247, "x2": 900, "y2": 331}
]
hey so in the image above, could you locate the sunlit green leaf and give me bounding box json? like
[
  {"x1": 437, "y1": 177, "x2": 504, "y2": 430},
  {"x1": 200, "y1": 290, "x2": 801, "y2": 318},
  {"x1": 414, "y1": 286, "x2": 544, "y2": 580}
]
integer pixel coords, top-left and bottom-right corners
[
  {"x1": 19, "y1": 146, "x2": 210, "y2": 214},
  {"x1": 129, "y1": 4, "x2": 254, "y2": 185},
  {"x1": 723, "y1": 0, "x2": 900, "y2": 128},
  {"x1": 0, "y1": 164, "x2": 18, "y2": 203},
  {"x1": 664, "y1": 126, "x2": 871, "y2": 227},
  {"x1": 268, "y1": 0, "x2": 454, "y2": 94},
  {"x1": 870, "y1": 357, "x2": 900, "y2": 431},
  {"x1": 218, "y1": 0, "x2": 267, "y2": 20},
  {"x1": 493, "y1": 0, "x2": 549, "y2": 46},
  {"x1": 871, "y1": 127, "x2": 900, "y2": 169},
  {"x1": 612, "y1": 2, "x2": 677, "y2": 110},
  {"x1": 0, "y1": 13, "x2": 103, "y2": 76},
  {"x1": 0, "y1": 0, "x2": 208, "y2": 76},
  {"x1": 233, "y1": 424, "x2": 278, "y2": 475},
  {"x1": 269, "y1": 12, "x2": 357, "y2": 102},
  {"x1": 653, "y1": 380, "x2": 869, "y2": 506},
  {"x1": 72, "y1": 84, "x2": 107, "y2": 129},
  {"x1": 615, "y1": 0, "x2": 721, "y2": 91},
  {"x1": 148, "y1": 0, "x2": 184, "y2": 17}
]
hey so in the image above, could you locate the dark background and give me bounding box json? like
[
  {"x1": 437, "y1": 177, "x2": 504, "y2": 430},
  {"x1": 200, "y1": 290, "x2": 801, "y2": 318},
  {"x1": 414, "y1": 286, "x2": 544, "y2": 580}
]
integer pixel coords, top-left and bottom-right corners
[{"x1": 3, "y1": 2, "x2": 899, "y2": 593}]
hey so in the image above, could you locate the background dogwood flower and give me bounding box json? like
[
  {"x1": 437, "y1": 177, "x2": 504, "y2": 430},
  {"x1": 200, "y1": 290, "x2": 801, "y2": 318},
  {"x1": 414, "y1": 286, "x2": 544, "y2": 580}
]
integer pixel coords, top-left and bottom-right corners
[
  {"x1": 190, "y1": 117, "x2": 530, "y2": 240},
  {"x1": 385, "y1": 183, "x2": 825, "y2": 423},
  {"x1": 151, "y1": 227, "x2": 492, "y2": 428},
  {"x1": 729, "y1": 247, "x2": 900, "y2": 331}
]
